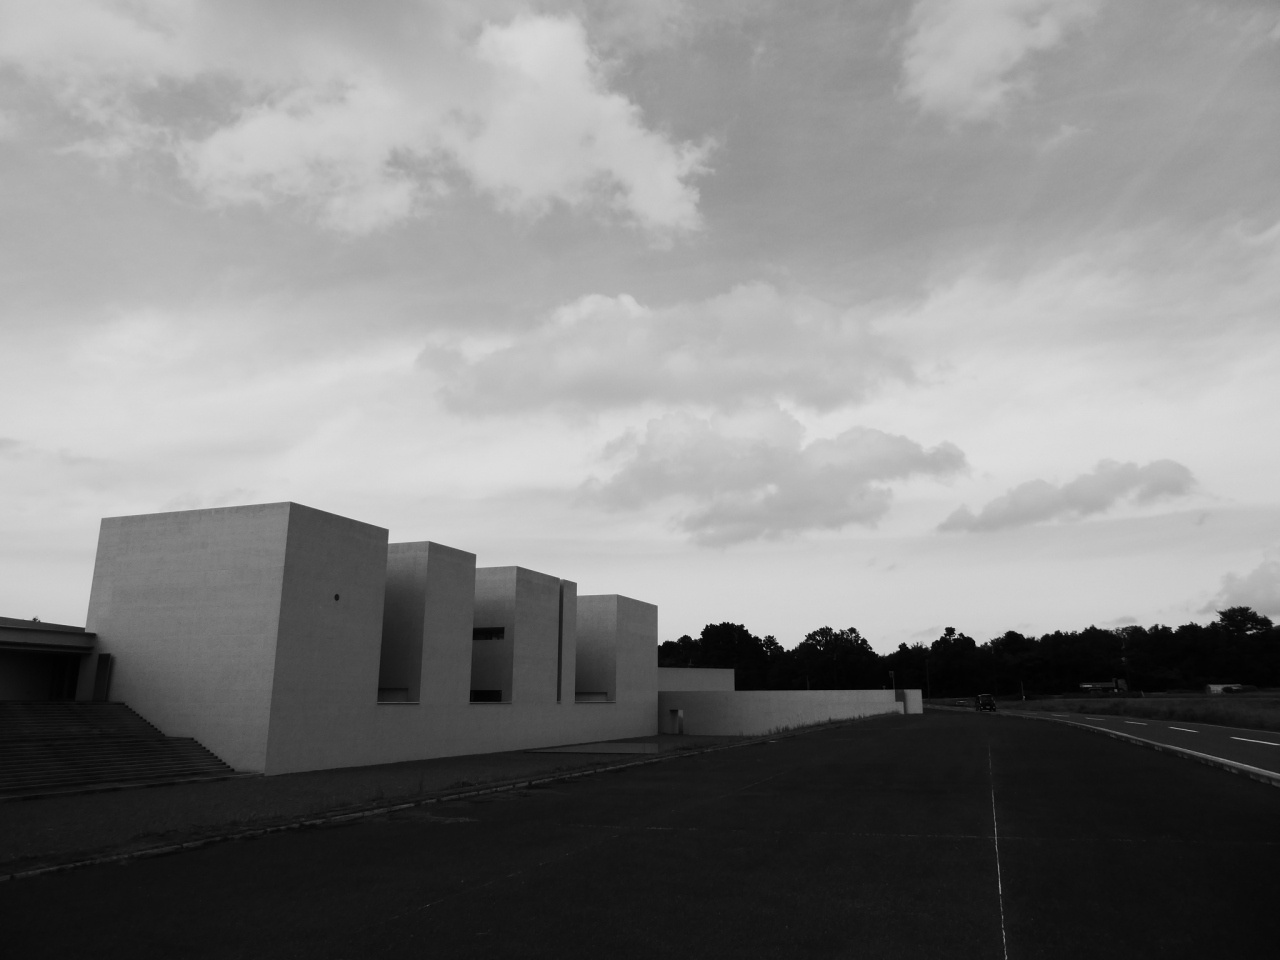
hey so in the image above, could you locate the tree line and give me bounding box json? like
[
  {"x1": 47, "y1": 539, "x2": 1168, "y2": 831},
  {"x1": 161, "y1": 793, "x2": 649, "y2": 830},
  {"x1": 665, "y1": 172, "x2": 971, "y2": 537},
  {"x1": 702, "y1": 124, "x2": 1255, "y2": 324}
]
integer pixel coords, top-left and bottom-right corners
[{"x1": 657, "y1": 607, "x2": 1280, "y2": 698}]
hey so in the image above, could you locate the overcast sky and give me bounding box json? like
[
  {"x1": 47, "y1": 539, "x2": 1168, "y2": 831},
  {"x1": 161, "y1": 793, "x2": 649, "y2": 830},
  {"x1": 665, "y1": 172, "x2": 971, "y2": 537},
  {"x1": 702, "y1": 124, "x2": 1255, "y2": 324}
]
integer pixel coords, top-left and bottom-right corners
[{"x1": 2, "y1": 0, "x2": 1279, "y2": 650}]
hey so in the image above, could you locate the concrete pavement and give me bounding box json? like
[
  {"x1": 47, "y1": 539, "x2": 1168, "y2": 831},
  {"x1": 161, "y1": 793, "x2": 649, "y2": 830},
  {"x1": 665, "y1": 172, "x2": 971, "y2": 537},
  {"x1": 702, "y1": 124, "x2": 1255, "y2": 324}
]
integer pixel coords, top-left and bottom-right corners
[
  {"x1": 2, "y1": 712, "x2": 1276, "y2": 958},
  {"x1": 1034, "y1": 712, "x2": 1280, "y2": 773}
]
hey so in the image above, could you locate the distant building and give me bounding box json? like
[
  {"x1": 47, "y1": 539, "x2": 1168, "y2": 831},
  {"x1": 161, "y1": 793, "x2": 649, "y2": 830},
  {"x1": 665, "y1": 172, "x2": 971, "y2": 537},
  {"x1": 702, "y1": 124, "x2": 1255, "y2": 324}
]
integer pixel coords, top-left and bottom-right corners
[
  {"x1": 1078, "y1": 679, "x2": 1128, "y2": 693},
  {"x1": 2, "y1": 502, "x2": 921, "y2": 774}
]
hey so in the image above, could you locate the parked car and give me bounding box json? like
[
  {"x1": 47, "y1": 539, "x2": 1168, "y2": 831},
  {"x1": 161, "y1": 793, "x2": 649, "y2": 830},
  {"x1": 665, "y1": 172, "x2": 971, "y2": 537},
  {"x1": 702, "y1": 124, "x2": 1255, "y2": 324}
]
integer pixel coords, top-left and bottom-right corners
[{"x1": 975, "y1": 694, "x2": 996, "y2": 712}]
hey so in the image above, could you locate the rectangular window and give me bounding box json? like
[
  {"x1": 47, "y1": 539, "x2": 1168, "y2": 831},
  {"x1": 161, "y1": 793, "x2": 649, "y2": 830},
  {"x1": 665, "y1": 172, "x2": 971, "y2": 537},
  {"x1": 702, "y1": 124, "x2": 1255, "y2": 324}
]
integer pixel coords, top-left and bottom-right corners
[{"x1": 470, "y1": 626, "x2": 511, "y2": 702}]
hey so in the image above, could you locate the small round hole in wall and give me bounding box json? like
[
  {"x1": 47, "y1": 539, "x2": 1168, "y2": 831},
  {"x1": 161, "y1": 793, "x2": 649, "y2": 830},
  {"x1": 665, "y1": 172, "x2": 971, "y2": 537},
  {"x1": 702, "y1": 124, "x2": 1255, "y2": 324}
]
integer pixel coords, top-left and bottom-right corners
[{"x1": 334, "y1": 594, "x2": 340, "y2": 601}]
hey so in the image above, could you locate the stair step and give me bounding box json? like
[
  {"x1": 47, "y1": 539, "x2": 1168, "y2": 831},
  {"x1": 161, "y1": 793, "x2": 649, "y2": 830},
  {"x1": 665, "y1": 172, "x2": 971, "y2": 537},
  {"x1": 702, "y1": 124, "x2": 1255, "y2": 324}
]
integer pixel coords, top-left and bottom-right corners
[{"x1": 0, "y1": 701, "x2": 237, "y2": 799}]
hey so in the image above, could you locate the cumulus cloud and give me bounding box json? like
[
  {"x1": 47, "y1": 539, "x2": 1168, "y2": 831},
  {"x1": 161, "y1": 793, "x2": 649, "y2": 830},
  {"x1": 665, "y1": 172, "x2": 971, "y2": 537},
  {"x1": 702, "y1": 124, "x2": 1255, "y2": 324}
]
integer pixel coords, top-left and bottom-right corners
[
  {"x1": 940, "y1": 458, "x2": 1195, "y2": 532},
  {"x1": 429, "y1": 283, "x2": 909, "y2": 414},
  {"x1": 584, "y1": 409, "x2": 966, "y2": 545},
  {"x1": 0, "y1": 1, "x2": 708, "y2": 236},
  {"x1": 901, "y1": 0, "x2": 1102, "y2": 122},
  {"x1": 1205, "y1": 548, "x2": 1280, "y2": 619}
]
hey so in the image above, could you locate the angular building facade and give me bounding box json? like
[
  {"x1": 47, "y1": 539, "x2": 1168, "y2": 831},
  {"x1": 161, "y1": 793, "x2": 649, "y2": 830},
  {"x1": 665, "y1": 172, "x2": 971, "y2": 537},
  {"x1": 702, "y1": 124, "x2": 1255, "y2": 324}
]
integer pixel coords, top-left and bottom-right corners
[
  {"x1": 4, "y1": 501, "x2": 919, "y2": 776},
  {"x1": 78, "y1": 503, "x2": 666, "y2": 773}
]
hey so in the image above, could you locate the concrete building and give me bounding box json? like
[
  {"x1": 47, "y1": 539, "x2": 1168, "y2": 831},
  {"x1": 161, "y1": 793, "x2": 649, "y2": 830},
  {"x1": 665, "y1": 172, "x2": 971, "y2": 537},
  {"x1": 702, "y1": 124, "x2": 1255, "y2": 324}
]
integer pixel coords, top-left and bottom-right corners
[{"x1": 5, "y1": 501, "x2": 921, "y2": 775}]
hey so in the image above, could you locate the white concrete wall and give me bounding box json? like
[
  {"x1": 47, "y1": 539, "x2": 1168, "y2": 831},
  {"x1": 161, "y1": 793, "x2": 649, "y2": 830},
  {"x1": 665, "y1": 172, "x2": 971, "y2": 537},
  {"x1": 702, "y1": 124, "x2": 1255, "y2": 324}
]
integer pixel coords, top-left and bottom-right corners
[
  {"x1": 514, "y1": 568, "x2": 565, "y2": 705},
  {"x1": 472, "y1": 568, "x2": 516, "y2": 700},
  {"x1": 379, "y1": 544, "x2": 430, "y2": 700},
  {"x1": 657, "y1": 667, "x2": 735, "y2": 691},
  {"x1": 81, "y1": 502, "x2": 926, "y2": 774},
  {"x1": 84, "y1": 503, "x2": 295, "y2": 772},
  {"x1": 657, "y1": 689, "x2": 909, "y2": 736},
  {"x1": 262, "y1": 505, "x2": 388, "y2": 774},
  {"x1": 379, "y1": 541, "x2": 477, "y2": 706},
  {"x1": 80, "y1": 503, "x2": 665, "y2": 775},
  {"x1": 416, "y1": 542, "x2": 476, "y2": 708},
  {"x1": 614, "y1": 596, "x2": 657, "y2": 713},
  {"x1": 575, "y1": 595, "x2": 616, "y2": 700},
  {"x1": 557, "y1": 581, "x2": 577, "y2": 705}
]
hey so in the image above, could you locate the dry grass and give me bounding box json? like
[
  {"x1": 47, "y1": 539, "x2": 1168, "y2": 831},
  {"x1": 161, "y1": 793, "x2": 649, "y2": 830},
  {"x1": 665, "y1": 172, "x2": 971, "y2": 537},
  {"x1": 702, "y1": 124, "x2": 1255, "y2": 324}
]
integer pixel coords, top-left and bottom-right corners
[{"x1": 1004, "y1": 696, "x2": 1280, "y2": 733}]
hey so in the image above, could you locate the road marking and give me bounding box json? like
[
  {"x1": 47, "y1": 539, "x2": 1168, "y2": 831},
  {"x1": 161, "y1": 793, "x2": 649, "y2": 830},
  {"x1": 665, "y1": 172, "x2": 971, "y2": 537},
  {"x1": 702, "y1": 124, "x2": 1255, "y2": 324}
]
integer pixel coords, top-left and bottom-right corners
[
  {"x1": 1124, "y1": 721, "x2": 1148, "y2": 726},
  {"x1": 1231, "y1": 736, "x2": 1280, "y2": 746},
  {"x1": 1168, "y1": 727, "x2": 1198, "y2": 733},
  {"x1": 988, "y1": 745, "x2": 1009, "y2": 960}
]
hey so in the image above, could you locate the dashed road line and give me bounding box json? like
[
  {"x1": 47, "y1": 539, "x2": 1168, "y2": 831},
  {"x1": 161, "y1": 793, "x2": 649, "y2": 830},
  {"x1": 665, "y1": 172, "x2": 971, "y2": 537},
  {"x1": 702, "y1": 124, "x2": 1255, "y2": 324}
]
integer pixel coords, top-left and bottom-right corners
[
  {"x1": 1168, "y1": 727, "x2": 1198, "y2": 733},
  {"x1": 1231, "y1": 736, "x2": 1280, "y2": 746},
  {"x1": 988, "y1": 745, "x2": 1010, "y2": 960},
  {"x1": 1124, "y1": 721, "x2": 1148, "y2": 726},
  {"x1": 1010, "y1": 713, "x2": 1280, "y2": 789}
]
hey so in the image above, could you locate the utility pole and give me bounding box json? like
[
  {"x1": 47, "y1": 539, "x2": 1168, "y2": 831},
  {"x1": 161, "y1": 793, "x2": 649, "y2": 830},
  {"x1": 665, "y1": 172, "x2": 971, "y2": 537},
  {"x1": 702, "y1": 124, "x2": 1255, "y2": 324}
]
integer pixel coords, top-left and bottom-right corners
[{"x1": 925, "y1": 659, "x2": 931, "y2": 700}]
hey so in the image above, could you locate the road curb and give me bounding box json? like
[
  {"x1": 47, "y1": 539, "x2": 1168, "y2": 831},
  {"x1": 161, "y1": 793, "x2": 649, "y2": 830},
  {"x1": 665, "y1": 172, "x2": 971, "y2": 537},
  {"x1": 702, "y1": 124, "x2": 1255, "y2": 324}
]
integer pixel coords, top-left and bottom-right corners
[
  {"x1": 1006, "y1": 711, "x2": 1280, "y2": 790},
  {"x1": 0, "y1": 711, "x2": 897, "y2": 884},
  {"x1": 1, "y1": 772, "x2": 258, "y2": 805}
]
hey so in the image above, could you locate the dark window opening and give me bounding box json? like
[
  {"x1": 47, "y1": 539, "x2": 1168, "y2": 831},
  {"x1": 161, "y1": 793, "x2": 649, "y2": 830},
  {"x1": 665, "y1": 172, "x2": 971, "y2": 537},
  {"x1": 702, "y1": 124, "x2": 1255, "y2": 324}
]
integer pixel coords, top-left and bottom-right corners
[
  {"x1": 470, "y1": 689, "x2": 503, "y2": 703},
  {"x1": 47, "y1": 655, "x2": 81, "y2": 701},
  {"x1": 472, "y1": 626, "x2": 505, "y2": 642}
]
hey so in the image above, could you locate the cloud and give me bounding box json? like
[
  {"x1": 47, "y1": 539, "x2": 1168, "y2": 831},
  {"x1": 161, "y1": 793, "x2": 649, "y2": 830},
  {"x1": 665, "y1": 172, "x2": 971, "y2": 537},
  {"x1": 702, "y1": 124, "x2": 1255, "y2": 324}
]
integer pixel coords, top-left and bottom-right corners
[
  {"x1": 584, "y1": 409, "x2": 967, "y2": 545},
  {"x1": 940, "y1": 458, "x2": 1195, "y2": 532},
  {"x1": 0, "y1": 2, "x2": 708, "y2": 236},
  {"x1": 901, "y1": 0, "x2": 1102, "y2": 123},
  {"x1": 1205, "y1": 548, "x2": 1280, "y2": 618},
  {"x1": 430, "y1": 283, "x2": 909, "y2": 414}
]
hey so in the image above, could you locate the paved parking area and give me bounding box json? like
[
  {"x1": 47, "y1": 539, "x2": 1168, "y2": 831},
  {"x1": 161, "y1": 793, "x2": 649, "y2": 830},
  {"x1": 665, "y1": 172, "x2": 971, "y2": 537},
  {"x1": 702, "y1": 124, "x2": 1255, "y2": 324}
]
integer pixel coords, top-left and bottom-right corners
[
  {"x1": 2, "y1": 712, "x2": 1276, "y2": 959},
  {"x1": 0, "y1": 735, "x2": 736, "y2": 876}
]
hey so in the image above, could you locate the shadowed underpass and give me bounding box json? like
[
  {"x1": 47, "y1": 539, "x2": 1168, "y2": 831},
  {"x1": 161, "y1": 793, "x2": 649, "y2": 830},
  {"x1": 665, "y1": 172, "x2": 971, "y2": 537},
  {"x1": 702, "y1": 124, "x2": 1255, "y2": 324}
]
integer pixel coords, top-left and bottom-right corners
[{"x1": 2, "y1": 712, "x2": 1276, "y2": 959}]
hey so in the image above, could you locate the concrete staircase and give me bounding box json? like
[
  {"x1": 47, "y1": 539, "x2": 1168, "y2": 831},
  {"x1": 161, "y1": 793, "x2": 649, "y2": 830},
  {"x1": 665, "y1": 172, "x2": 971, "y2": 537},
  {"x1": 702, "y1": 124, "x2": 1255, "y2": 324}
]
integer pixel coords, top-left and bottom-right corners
[{"x1": 0, "y1": 701, "x2": 240, "y2": 799}]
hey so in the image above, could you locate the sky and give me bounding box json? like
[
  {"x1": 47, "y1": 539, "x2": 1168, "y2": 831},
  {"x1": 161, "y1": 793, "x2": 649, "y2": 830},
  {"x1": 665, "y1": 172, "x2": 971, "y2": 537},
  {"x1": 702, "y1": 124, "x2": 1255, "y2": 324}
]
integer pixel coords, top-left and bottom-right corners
[{"x1": 2, "y1": 0, "x2": 1279, "y2": 651}]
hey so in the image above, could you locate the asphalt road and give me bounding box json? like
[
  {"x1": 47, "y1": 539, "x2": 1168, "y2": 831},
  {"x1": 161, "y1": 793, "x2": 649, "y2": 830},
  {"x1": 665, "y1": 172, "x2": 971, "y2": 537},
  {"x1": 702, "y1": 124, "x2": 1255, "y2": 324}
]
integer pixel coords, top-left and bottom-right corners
[
  {"x1": 1034, "y1": 712, "x2": 1280, "y2": 773},
  {"x1": 2, "y1": 712, "x2": 1276, "y2": 959}
]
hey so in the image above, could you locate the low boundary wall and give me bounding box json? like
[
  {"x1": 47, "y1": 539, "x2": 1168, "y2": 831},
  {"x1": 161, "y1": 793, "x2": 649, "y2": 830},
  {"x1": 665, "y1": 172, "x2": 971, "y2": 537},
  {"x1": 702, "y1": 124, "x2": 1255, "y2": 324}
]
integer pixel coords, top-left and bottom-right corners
[
  {"x1": 659, "y1": 689, "x2": 919, "y2": 736},
  {"x1": 657, "y1": 667, "x2": 735, "y2": 691}
]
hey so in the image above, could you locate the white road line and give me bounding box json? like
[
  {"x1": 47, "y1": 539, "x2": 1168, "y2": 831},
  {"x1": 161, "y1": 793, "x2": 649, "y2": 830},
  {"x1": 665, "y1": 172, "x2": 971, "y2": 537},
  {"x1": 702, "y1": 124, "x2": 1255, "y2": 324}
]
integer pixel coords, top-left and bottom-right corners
[
  {"x1": 1168, "y1": 727, "x2": 1198, "y2": 733},
  {"x1": 1231, "y1": 736, "x2": 1280, "y2": 746},
  {"x1": 1123, "y1": 721, "x2": 1148, "y2": 726},
  {"x1": 988, "y1": 745, "x2": 1009, "y2": 960}
]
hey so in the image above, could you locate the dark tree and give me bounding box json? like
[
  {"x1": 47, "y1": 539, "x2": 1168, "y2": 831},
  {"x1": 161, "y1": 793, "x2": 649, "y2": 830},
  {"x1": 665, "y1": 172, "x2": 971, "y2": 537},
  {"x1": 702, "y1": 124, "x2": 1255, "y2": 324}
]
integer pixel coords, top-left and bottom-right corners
[
  {"x1": 659, "y1": 606, "x2": 1280, "y2": 698},
  {"x1": 657, "y1": 623, "x2": 782, "y2": 690},
  {"x1": 792, "y1": 627, "x2": 882, "y2": 690}
]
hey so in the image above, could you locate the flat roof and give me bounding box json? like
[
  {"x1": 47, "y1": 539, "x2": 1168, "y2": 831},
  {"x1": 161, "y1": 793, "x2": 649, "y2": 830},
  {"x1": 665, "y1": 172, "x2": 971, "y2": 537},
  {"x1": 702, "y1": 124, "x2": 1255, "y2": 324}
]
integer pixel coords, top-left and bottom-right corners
[{"x1": 0, "y1": 616, "x2": 95, "y2": 653}]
